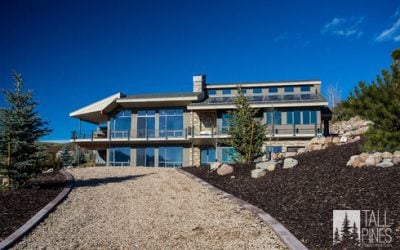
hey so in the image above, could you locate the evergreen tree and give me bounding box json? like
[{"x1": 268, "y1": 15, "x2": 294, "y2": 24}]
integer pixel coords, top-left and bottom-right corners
[
  {"x1": 228, "y1": 87, "x2": 267, "y2": 163},
  {"x1": 60, "y1": 146, "x2": 72, "y2": 167},
  {"x1": 340, "y1": 49, "x2": 400, "y2": 151},
  {"x1": 350, "y1": 221, "x2": 360, "y2": 247},
  {"x1": 340, "y1": 212, "x2": 352, "y2": 247},
  {"x1": 0, "y1": 73, "x2": 51, "y2": 187},
  {"x1": 333, "y1": 227, "x2": 341, "y2": 246}
]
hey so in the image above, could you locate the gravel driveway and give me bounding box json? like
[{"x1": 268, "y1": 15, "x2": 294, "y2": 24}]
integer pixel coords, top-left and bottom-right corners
[{"x1": 14, "y1": 167, "x2": 286, "y2": 249}]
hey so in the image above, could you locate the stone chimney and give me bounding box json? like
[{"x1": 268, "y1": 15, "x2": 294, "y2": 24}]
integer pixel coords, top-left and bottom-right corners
[{"x1": 193, "y1": 75, "x2": 206, "y2": 93}]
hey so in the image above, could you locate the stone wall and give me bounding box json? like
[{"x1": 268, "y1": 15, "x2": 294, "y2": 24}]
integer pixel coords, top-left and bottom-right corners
[
  {"x1": 189, "y1": 147, "x2": 201, "y2": 166},
  {"x1": 193, "y1": 111, "x2": 216, "y2": 135}
]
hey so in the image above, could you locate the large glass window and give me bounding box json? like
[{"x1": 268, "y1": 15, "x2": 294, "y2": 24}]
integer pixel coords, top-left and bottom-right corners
[
  {"x1": 221, "y1": 112, "x2": 232, "y2": 134},
  {"x1": 208, "y1": 89, "x2": 216, "y2": 95},
  {"x1": 303, "y1": 110, "x2": 311, "y2": 124},
  {"x1": 301, "y1": 86, "x2": 311, "y2": 92},
  {"x1": 137, "y1": 147, "x2": 155, "y2": 167},
  {"x1": 269, "y1": 87, "x2": 278, "y2": 93},
  {"x1": 159, "y1": 147, "x2": 183, "y2": 168},
  {"x1": 109, "y1": 147, "x2": 131, "y2": 166},
  {"x1": 302, "y1": 110, "x2": 317, "y2": 124},
  {"x1": 201, "y1": 148, "x2": 216, "y2": 165},
  {"x1": 284, "y1": 86, "x2": 294, "y2": 93},
  {"x1": 222, "y1": 89, "x2": 231, "y2": 95},
  {"x1": 111, "y1": 110, "x2": 131, "y2": 138},
  {"x1": 266, "y1": 111, "x2": 281, "y2": 125},
  {"x1": 159, "y1": 109, "x2": 183, "y2": 137},
  {"x1": 287, "y1": 111, "x2": 293, "y2": 124},
  {"x1": 137, "y1": 110, "x2": 156, "y2": 138},
  {"x1": 221, "y1": 147, "x2": 236, "y2": 163},
  {"x1": 311, "y1": 111, "x2": 317, "y2": 123},
  {"x1": 253, "y1": 88, "x2": 262, "y2": 94}
]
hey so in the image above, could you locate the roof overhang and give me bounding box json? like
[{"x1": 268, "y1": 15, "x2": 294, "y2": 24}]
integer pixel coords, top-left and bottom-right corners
[
  {"x1": 187, "y1": 101, "x2": 329, "y2": 110},
  {"x1": 69, "y1": 93, "x2": 125, "y2": 124},
  {"x1": 116, "y1": 93, "x2": 203, "y2": 108}
]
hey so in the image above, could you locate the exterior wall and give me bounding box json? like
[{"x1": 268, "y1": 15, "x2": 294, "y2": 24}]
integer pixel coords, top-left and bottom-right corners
[{"x1": 193, "y1": 111, "x2": 216, "y2": 135}]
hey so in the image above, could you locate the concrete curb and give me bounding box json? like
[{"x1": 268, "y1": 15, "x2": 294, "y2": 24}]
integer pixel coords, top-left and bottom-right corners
[
  {"x1": 177, "y1": 169, "x2": 308, "y2": 250},
  {"x1": 0, "y1": 170, "x2": 74, "y2": 250}
]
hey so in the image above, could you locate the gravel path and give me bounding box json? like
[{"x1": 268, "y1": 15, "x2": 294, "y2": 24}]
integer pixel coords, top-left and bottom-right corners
[{"x1": 14, "y1": 167, "x2": 286, "y2": 249}]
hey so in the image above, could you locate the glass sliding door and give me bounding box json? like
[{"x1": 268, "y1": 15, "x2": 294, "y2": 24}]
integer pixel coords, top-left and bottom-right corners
[
  {"x1": 137, "y1": 110, "x2": 156, "y2": 138},
  {"x1": 159, "y1": 146, "x2": 183, "y2": 168},
  {"x1": 111, "y1": 110, "x2": 131, "y2": 138},
  {"x1": 159, "y1": 109, "x2": 183, "y2": 137},
  {"x1": 201, "y1": 148, "x2": 216, "y2": 165},
  {"x1": 136, "y1": 147, "x2": 155, "y2": 167},
  {"x1": 109, "y1": 147, "x2": 131, "y2": 166}
]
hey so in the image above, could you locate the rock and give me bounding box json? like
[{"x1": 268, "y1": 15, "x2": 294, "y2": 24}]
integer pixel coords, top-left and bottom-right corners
[
  {"x1": 230, "y1": 175, "x2": 235, "y2": 179},
  {"x1": 210, "y1": 162, "x2": 222, "y2": 171},
  {"x1": 256, "y1": 160, "x2": 276, "y2": 171},
  {"x1": 351, "y1": 136, "x2": 361, "y2": 142},
  {"x1": 312, "y1": 144, "x2": 323, "y2": 151},
  {"x1": 332, "y1": 137, "x2": 340, "y2": 144},
  {"x1": 283, "y1": 158, "x2": 298, "y2": 169},
  {"x1": 359, "y1": 153, "x2": 369, "y2": 162},
  {"x1": 373, "y1": 152, "x2": 383, "y2": 164},
  {"x1": 377, "y1": 161, "x2": 394, "y2": 168},
  {"x1": 324, "y1": 136, "x2": 333, "y2": 144},
  {"x1": 347, "y1": 155, "x2": 359, "y2": 166},
  {"x1": 217, "y1": 164, "x2": 234, "y2": 176},
  {"x1": 297, "y1": 148, "x2": 306, "y2": 154},
  {"x1": 382, "y1": 152, "x2": 393, "y2": 159},
  {"x1": 351, "y1": 158, "x2": 365, "y2": 168},
  {"x1": 394, "y1": 151, "x2": 400, "y2": 158},
  {"x1": 251, "y1": 169, "x2": 266, "y2": 178},
  {"x1": 339, "y1": 136, "x2": 348, "y2": 143},
  {"x1": 310, "y1": 137, "x2": 320, "y2": 144},
  {"x1": 393, "y1": 157, "x2": 400, "y2": 165},
  {"x1": 365, "y1": 155, "x2": 376, "y2": 167},
  {"x1": 44, "y1": 168, "x2": 54, "y2": 173}
]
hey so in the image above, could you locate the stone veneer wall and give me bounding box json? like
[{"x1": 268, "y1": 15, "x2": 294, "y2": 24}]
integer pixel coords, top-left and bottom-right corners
[
  {"x1": 189, "y1": 147, "x2": 201, "y2": 166},
  {"x1": 192, "y1": 111, "x2": 216, "y2": 135}
]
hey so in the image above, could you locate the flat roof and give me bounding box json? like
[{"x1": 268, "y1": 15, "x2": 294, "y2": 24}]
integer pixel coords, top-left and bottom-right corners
[{"x1": 206, "y1": 80, "x2": 321, "y2": 89}]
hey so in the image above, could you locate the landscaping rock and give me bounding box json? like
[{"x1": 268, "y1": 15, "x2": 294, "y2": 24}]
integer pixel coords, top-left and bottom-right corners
[
  {"x1": 346, "y1": 155, "x2": 359, "y2": 166},
  {"x1": 210, "y1": 162, "x2": 222, "y2": 171},
  {"x1": 393, "y1": 157, "x2": 400, "y2": 165},
  {"x1": 332, "y1": 137, "x2": 340, "y2": 144},
  {"x1": 284, "y1": 152, "x2": 297, "y2": 158},
  {"x1": 297, "y1": 148, "x2": 306, "y2": 154},
  {"x1": 394, "y1": 151, "x2": 400, "y2": 158},
  {"x1": 256, "y1": 160, "x2": 276, "y2": 171},
  {"x1": 382, "y1": 152, "x2": 393, "y2": 159},
  {"x1": 351, "y1": 136, "x2": 361, "y2": 142},
  {"x1": 351, "y1": 158, "x2": 364, "y2": 168},
  {"x1": 339, "y1": 136, "x2": 348, "y2": 143},
  {"x1": 377, "y1": 160, "x2": 394, "y2": 168},
  {"x1": 251, "y1": 169, "x2": 266, "y2": 178},
  {"x1": 44, "y1": 168, "x2": 54, "y2": 173},
  {"x1": 217, "y1": 164, "x2": 234, "y2": 176},
  {"x1": 283, "y1": 158, "x2": 298, "y2": 169},
  {"x1": 359, "y1": 153, "x2": 368, "y2": 162},
  {"x1": 365, "y1": 155, "x2": 376, "y2": 167}
]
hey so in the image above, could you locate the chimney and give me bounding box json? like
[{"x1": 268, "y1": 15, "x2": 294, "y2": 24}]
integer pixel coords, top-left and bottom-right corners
[{"x1": 193, "y1": 75, "x2": 206, "y2": 93}]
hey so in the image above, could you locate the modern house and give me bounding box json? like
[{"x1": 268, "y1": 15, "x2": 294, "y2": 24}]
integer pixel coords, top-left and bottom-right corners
[{"x1": 70, "y1": 75, "x2": 331, "y2": 167}]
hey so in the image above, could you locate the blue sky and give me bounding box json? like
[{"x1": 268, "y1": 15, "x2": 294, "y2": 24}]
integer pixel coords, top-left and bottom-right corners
[{"x1": 0, "y1": 0, "x2": 399, "y2": 141}]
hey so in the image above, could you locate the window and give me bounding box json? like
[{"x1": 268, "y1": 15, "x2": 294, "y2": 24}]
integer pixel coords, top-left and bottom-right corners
[
  {"x1": 109, "y1": 147, "x2": 131, "y2": 166},
  {"x1": 137, "y1": 147, "x2": 155, "y2": 167},
  {"x1": 269, "y1": 87, "x2": 278, "y2": 93},
  {"x1": 159, "y1": 147, "x2": 183, "y2": 168},
  {"x1": 302, "y1": 110, "x2": 317, "y2": 124},
  {"x1": 303, "y1": 110, "x2": 310, "y2": 124},
  {"x1": 159, "y1": 109, "x2": 183, "y2": 137},
  {"x1": 241, "y1": 89, "x2": 247, "y2": 94},
  {"x1": 253, "y1": 88, "x2": 262, "y2": 94},
  {"x1": 294, "y1": 111, "x2": 301, "y2": 124},
  {"x1": 221, "y1": 147, "x2": 236, "y2": 163},
  {"x1": 221, "y1": 112, "x2": 232, "y2": 134},
  {"x1": 301, "y1": 86, "x2": 310, "y2": 92},
  {"x1": 111, "y1": 110, "x2": 131, "y2": 138},
  {"x1": 311, "y1": 111, "x2": 317, "y2": 123},
  {"x1": 265, "y1": 146, "x2": 282, "y2": 153},
  {"x1": 208, "y1": 89, "x2": 216, "y2": 95},
  {"x1": 266, "y1": 111, "x2": 282, "y2": 125},
  {"x1": 222, "y1": 89, "x2": 231, "y2": 95},
  {"x1": 287, "y1": 111, "x2": 293, "y2": 124},
  {"x1": 284, "y1": 86, "x2": 294, "y2": 93},
  {"x1": 137, "y1": 110, "x2": 155, "y2": 138},
  {"x1": 201, "y1": 148, "x2": 216, "y2": 165},
  {"x1": 287, "y1": 146, "x2": 303, "y2": 152}
]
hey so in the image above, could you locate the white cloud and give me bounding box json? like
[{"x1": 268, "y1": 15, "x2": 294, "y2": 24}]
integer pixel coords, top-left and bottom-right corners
[
  {"x1": 321, "y1": 16, "x2": 364, "y2": 38},
  {"x1": 392, "y1": 8, "x2": 400, "y2": 18},
  {"x1": 376, "y1": 18, "x2": 400, "y2": 42}
]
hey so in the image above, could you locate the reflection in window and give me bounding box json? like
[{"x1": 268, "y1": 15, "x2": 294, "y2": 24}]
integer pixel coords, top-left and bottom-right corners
[
  {"x1": 301, "y1": 86, "x2": 311, "y2": 92},
  {"x1": 159, "y1": 147, "x2": 183, "y2": 168},
  {"x1": 221, "y1": 112, "x2": 232, "y2": 134},
  {"x1": 253, "y1": 88, "x2": 262, "y2": 94},
  {"x1": 221, "y1": 147, "x2": 236, "y2": 163},
  {"x1": 222, "y1": 89, "x2": 231, "y2": 95},
  {"x1": 201, "y1": 148, "x2": 216, "y2": 164},
  {"x1": 284, "y1": 86, "x2": 294, "y2": 93},
  {"x1": 266, "y1": 111, "x2": 281, "y2": 125},
  {"x1": 109, "y1": 147, "x2": 131, "y2": 166},
  {"x1": 137, "y1": 110, "x2": 155, "y2": 138},
  {"x1": 159, "y1": 109, "x2": 183, "y2": 137},
  {"x1": 269, "y1": 87, "x2": 278, "y2": 93},
  {"x1": 137, "y1": 147, "x2": 155, "y2": 167},
  {"x1": 111, "y1": 110, "x2": 131, "y2": 138}
]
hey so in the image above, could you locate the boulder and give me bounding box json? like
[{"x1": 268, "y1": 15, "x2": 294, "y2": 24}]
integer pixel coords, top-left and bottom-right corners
[
  {"x1": 332, "y1": 137, "x2": 340, "y2": 144},
  {"x1": 377, "y1": 160, "x2": 394, "y2": 168},
  {"x1": 297, "y1": 148, "x2": 306, "y2": 154},
  {"x1": 373, "y1": 152, "x2": 383, "y2": 164},
  {"x1": 347, "y1": 155, "x2": 359, "y2": 167},
  {"x1": 251, "y1": 169, "x2": 266, "y2": 178},
  {"x1": 339, "y1": 136, "x2": 348, "y2": 143},
  {"x1": 210, "y1": 162, "x2": 222, "y2": 171},
  {"x1": 217, "y1": 164, "x2": 234, "y2": 176},
  {"x1": 310, "y1": 137, "x2": 320, "y2": 144},
  {"x1": 283, "y1": 158, "x2": 298, "y2": 169},
  {"x1": 351, "y1": 158, "x2": 364, "y2": 168},
  {"x1": 351, "y1": 136, "x2": 361, "y2": 142},
  {"x1": 256, "y1": 160, "x2": 276, "y2": 171},
  {"x1": 312, "y1": 144, "x2": 323, "y2": 151},
  {"x1": 284, "y1": 152, "x2": 297, "y2": 158},
  {"x1": 382, "y1": 152, "x2": 393, "y2": 159},
  {"x1": 359, "y1": 153, "x2": 369, "y2": 162},
  {"x1": 393, "y1": 157, "x2": 400, "y2": 165},
  {"x1": 324, "y1": 136, "x2": 333, "y2": 144},
  {"x1": 365, "y1": 155, "x2": 376, "y2": 167},
  {"x1": 394, "y1": 151, "x2": 400, "y2": 158}
]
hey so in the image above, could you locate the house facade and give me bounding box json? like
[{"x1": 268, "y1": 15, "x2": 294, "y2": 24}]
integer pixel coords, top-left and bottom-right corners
[{"x1": 70, "y1": 75, "x2": 331, "y2": 167}]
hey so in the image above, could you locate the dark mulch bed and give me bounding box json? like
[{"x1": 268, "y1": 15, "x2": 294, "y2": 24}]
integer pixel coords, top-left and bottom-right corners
[
  {"x1": 0, "y1": 172, "x2": 66, "y2": 241},
  {"x1": 185, "y1": 141, "x2": 400, "y2": 249}
]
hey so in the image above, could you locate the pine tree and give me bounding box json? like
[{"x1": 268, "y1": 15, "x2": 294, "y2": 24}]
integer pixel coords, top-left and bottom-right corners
[
  {"x1": 228, "y1": 87, "x2": 267, "y2": 163},
  {"x1": 0, "y1": 73, "x2": 52, "y2": 187},
  {"x1": 340, "y1": 49, "x2": 400, "y2": 152},
  {"x1": 340, "y1": 212, "x2": 352, "y2": 247},
  {"x1": 333, "y1": 227, "x2": 341, "y2": 246},
  {"x1": 350, "y1": 221, "x2": 360, "y2": 247},
  {"x1": 60, "y1": 146, "x2": 72, "y2": 167}
]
